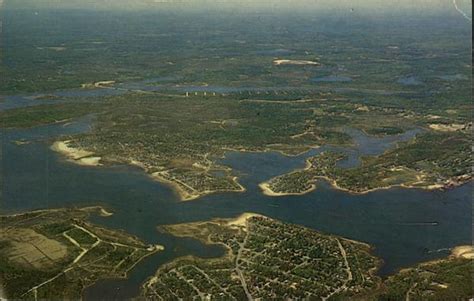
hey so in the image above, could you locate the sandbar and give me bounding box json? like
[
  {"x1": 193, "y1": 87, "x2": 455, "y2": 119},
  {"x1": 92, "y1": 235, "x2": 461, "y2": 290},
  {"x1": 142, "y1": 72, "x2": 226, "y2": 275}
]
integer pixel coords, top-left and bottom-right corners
[{"x1": 273, "y1": 59, "x2": 320, "y2": 66}]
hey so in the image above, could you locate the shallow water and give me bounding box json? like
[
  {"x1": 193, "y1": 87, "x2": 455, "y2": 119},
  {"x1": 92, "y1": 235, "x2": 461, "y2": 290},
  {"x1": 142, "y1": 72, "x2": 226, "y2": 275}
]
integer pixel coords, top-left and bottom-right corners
[{"x1": 0, "y1": 119, "x2": 470, "y2": 300}]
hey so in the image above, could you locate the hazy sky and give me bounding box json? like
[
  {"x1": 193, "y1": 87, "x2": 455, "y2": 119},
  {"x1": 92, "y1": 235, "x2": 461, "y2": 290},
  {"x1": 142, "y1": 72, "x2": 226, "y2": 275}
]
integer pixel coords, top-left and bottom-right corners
[{"x1": 5, "y1": 0, "x2": 473, "y2": 17}]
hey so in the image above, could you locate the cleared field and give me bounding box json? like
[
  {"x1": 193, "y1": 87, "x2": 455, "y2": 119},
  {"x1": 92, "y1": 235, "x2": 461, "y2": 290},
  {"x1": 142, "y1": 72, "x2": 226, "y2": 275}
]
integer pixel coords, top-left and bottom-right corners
[
  {"x1": 0, "y1": 207, "x2": 163, "y2": 300},
  {"x1": 1, "y1": 228, "x2": 68, "y2": 269}
]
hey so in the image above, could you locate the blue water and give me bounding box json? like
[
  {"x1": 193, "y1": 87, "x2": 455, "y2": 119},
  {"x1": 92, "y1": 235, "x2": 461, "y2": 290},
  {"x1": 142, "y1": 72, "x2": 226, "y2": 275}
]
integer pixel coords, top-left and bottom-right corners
[
  {"x1": 0, "y1": 117, "x2": 470, "y2": 299},
  {"x1": 0, "y1": 80, "x2": 469, "y2": 299}
]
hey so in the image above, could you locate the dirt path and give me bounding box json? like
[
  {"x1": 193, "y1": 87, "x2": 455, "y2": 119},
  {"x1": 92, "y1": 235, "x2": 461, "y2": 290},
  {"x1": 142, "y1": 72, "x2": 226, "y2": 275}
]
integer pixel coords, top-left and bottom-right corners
[
  {"x1": 235, "y1": 226, "x2": 253, "y2": 301},
  {"x1": 322, "y1": 239, "x2": 353, "y2": 300}
]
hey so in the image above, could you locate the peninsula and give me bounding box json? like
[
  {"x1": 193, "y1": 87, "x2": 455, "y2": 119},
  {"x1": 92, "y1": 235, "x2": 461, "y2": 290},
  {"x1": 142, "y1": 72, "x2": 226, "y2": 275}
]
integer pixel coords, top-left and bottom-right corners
[
  {"x1": 0, "y1": 207, "x2": 163, "y2": 300},
  {"x1": 141, "y1": 213, "x2": 381, "y2": 299},
  {"x1": 140, "y1": 214, "x2": 473, "y2": 300}
]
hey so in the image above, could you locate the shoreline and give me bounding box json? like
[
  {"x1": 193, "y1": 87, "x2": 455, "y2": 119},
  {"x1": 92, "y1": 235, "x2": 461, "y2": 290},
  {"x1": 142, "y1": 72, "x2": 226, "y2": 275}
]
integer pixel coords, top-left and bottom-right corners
[
  {"x1": 0, "y1": 205, "x2": 111, "y2": 218},
  {"x1": 451, "y1": 245, "x2": 474, "y2": 259},
  {"x1": 51, "y1": 143, "x2": 246, "y2": 202},
  {"x1": 51, "y1": 140, "x2": 469, "y2": 201},
  {"x1": 1, "y1": 204, "x2": 164, "y2": 301},
  {"x1": 51, "y1": 140, "x2": 102, "y2": 166},
  {"x1": 258, "y1": 157, "x2": 470, "y2": 197},
  {"x1": 222, "y1": 145, "x2": 321, "y2": 158},
  {"x1": 227, "y1": 212, "x2": 264, "y2": 229},
  {"x1": 260, "y1": 175, "x2": 469, "y2": 197},
  {"x1": 150, "y1": 172, "x2": 246, "y2": 202},
  {"x1": 259, "y1": 182, "x2": 316, "y2": 197},
  {"x1": 395, "y1": 245, "x2": 474, "y2": 275},
  {"x1": 273, "y1": 59, "x2": 320, "y2": 66}
]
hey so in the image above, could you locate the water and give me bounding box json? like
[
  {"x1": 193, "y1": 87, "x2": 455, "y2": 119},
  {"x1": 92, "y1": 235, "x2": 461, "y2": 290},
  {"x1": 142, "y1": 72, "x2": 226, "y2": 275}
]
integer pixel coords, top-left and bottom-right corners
[
  {"x1": 1, "y1": 78, "x2": 410, "y2": 113},
  {"x1": 0, "y1": 89, "x2": 122, "y2": 111},
  {"x1": 272, "y1": 127, "x2": 423, "y2": 169},
  {"x1": 0, "y1": 81, "x2": 468, "y2": 299},
  {"x1": 0, "y1": 77, "x2": 177, "y2": 111},
  {"x1": 0, "y1": 116, "x2": 470, "y2": 299}
]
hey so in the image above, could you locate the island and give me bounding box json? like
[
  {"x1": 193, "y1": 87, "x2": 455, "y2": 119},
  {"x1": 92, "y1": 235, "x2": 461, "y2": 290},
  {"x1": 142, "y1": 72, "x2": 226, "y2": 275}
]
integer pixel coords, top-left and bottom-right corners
[{"x1": 0, "y1": 207, "x2": 163, "y2": 300}]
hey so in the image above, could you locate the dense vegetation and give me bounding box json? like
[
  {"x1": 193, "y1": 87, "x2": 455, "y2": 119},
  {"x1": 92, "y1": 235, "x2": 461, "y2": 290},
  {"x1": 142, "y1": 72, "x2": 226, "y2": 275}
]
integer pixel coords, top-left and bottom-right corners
[
  {"x1": 2, "y1": 86, "x2": 471, "y2": 199},
  {"x1": 379, "y1": 257, "x2": 473, "y2": 300},
  {"x1": 142, "y1": 215, "x2": 381, "y2": 299},
  {"x1": 264, "y1": 129, "x2": 472, "y2": 195},
  {"x1": 142, "y1": 215, "x2": 473, "y2": 300},
  {"x1": 0, "y1": 103, "x2": 101, "y2": 128},
  {"x1": 0, "y1": 4, "x2": 471, "y2": 299},
  {"x1": 1, "y1": 6, "x2": 471, "y2": 103},
  {"x1": 1, "y1": 3, "x2": 471, "y2": 200}
]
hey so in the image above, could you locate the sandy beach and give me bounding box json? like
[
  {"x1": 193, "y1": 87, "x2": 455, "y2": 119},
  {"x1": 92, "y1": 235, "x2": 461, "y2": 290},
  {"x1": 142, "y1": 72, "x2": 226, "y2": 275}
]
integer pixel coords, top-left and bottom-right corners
[
  {"x1": 51, "y1": 141, "x2": 102, "y2": 166},
  {"x1": 429, "y1": 123, "x2": 466, "y2": 132},
  {"x1": 259, "y1": 182, "x2": 316, "y2": 196},
  {"x1": 151, "y1": 171, "x2": 245, "y2": 202},
  {"x1": 451, "y1": 245, "x2": 474, "y2": 259},
  {"x1": 273, "y1": 59, "x2": 320, "y2": 66},
  {"x1": 99, "y1": 208, "x2": 114, "y2": 217},
  {"x1": 150, "y1": 172, "x2": 201, "y2": 201},
  {"x1": 260, "y1": 173, "x2": 456, "y2": 198},
  {"x1": 227, "y1": 212, "x2": 264, "y2": 229}
]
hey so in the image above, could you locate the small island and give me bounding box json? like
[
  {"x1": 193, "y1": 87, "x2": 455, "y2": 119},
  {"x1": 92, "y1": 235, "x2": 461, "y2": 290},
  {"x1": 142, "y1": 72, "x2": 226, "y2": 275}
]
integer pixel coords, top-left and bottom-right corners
[{"x1": 0, "y1": 207, "x2": 163, "y2": 300}]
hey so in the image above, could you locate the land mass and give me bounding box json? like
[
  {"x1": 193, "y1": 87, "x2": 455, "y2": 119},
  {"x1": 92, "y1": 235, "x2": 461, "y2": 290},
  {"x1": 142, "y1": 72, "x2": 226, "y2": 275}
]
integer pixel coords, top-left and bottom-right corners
[
  {"x1": 2, "y1": 90, "x2": 471, "y2": 201},
  {"x1": 261, "y1": 130, "x2": 471, "y2": 196},
  {"x1": 140, "y1": 214, "x2": 473, "y2": 300},
  {"x1": 51, "y1": 140, "x2": 102, "y2": 167},
  {"x1": 379, "y1": 245, "x2": 474, "y2": 300},
  {"x1": 141, "y1": 213, "x2": 381, "y2": 299},
  {"x1": 0, "y1": 207, "x2": 163, "y2": 300}
]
